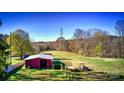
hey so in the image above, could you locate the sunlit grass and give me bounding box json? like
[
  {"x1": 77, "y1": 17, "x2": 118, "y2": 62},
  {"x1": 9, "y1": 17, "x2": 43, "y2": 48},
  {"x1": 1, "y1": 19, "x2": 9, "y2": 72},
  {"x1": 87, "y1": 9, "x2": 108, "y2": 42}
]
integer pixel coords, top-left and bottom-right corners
[
  {"x1": 8, "y1": 69, "x2": 67, "y2": 81},
  {"x1": 42, "y1": 51, "x2": 124, "y2": 75},
  {"x1": 7, "y1": 57, "x2": 23, "y2": 65},
  {"x1": 12, "y1": 59, "x2": 23, "y2": 65},
  {"x1": 7, "y1": 51, "x2": 124, "y2": 81}
]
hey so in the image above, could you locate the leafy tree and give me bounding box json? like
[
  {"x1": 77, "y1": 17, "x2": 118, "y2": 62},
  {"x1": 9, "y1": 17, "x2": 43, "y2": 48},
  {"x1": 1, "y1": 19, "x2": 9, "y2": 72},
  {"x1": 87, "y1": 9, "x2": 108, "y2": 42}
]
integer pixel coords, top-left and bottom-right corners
[
  {"x1": 0, "y1": 19, "x2": 9, "y2": 78},
  {"x1": 93, "y1": 29, "x2": 109, "y2": 56},
  {"x1": 0, "y1": 38, "x2": 9, "y2": 78},
  {"x1": 93, "y1": 43, "x2": 102, "y2": 56},
  {"x1": 7, "y1": 29, "x2": 33, "y2": 59},
  {"x1": 93, "y1": 29, "x2": 108, "y2": 43}
]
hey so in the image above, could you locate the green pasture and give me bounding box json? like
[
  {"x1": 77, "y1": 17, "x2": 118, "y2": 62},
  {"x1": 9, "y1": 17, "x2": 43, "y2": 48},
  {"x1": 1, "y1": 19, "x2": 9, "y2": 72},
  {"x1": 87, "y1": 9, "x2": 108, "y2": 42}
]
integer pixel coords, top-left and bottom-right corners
[{"x1": 8, "y1": 51, "x2": 124, "y2": 81}]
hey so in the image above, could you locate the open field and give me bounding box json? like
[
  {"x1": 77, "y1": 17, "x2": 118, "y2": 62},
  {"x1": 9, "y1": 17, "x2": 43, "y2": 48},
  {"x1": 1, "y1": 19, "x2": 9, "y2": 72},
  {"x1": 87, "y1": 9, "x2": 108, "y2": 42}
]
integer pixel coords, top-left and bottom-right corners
[
  {"x1": 46, "y1": 51, "x2": 124, "y2": 75},
  {"x1": 8, "y1": 51, "x2": 124, "y2": 81}
]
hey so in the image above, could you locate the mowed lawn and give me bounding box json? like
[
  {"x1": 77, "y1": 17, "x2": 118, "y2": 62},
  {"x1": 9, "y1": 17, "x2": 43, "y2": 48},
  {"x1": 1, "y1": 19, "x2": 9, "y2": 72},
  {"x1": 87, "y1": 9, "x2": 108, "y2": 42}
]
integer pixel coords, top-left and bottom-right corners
[
  {"x1": 8, "y1": 51, "x2": 124, "y2": 81},
  {"x1": 47, "y1": 51, "x2": 124, "y2": 75}
]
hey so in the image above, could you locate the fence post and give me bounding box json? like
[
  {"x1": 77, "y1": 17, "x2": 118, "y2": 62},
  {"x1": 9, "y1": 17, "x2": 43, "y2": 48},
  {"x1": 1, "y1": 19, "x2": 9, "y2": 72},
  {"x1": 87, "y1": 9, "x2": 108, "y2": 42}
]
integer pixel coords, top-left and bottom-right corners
[
  {"x1": 65, "y1": 67, "x2": 67, "y2": 78},
  {"x1": 60, "y1": 64, "x2": 63, "y2": 70},
  {"x1": 69, "y1": 71, "x2": 71, "y2": 81},
  {"x1": 52, "y1": 64, "x2": 54, "y2": 70}
]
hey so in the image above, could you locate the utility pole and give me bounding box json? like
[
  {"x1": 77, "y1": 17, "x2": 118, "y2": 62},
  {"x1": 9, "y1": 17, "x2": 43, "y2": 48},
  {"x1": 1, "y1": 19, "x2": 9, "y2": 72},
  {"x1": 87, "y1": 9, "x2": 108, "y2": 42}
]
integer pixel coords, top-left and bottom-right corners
[
  {"x1": 58, "y1": 28, "x2": 63, "y2": 51},
  {"x1": 10, "y1": 32, "x2": 12, "y2": 65}
]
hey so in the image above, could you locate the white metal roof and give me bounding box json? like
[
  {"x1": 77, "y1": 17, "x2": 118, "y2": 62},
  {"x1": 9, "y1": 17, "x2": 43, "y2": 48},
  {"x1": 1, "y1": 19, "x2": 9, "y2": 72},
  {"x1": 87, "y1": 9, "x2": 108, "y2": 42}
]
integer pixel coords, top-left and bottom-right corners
[{"x1": 24, "y1": 54, "x2": 53, "y2": 60}]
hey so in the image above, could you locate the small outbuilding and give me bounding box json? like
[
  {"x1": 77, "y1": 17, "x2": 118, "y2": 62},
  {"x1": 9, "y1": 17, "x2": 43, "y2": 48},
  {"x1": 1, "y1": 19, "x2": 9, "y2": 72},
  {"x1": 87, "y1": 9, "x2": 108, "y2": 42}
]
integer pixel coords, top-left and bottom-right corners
[{"x1": 24, "y1": 54, "x2": 53, "y2": 69}]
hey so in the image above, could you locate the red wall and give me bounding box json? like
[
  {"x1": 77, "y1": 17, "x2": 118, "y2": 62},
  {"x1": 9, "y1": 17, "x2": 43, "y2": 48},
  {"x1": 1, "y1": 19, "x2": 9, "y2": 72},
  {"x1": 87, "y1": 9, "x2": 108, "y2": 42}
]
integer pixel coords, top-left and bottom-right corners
[
  {"x1": 47, "y1": 59, "x2": 52, "y2": 68},
  {"x1": 25, "y1": 58, "x2": 52, "y2": 69},
  {"x1": 32, "y1": 58, "x2": 40, "y2": 68}
]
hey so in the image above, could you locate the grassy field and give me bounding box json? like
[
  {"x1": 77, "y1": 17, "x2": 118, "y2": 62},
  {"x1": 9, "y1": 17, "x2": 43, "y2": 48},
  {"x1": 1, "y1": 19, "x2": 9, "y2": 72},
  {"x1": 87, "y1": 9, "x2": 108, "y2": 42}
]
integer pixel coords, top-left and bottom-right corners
[
  {"x1": 8, "y1": 51, "x2": 124, "y2": 81},
  {"x1": 8, "y1": 69, "x2": 67, "y2": 81},
  {"x1": 6, "y1": 57, "x2": 23, "y2": 65},
  {"x1": 12, "y1": 59, "x2": 23, "y2": 65},
  {"x1": 48, "y1": 51, "x2": 124, "y2": 75}
]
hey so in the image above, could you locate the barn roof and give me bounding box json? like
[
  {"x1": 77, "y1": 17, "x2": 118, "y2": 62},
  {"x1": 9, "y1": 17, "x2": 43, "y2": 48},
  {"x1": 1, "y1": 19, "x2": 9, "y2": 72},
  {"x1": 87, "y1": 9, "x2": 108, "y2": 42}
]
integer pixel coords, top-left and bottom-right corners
[{"x1": 24, "y1": 54, "x2": 53, "y2": 60}]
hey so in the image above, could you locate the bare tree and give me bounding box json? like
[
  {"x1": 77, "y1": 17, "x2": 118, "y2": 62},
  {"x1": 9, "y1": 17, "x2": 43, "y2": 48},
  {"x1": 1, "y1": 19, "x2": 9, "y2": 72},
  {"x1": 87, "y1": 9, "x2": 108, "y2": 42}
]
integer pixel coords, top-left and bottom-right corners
[
  {"x1": 73, "y1": 29, "x2": 86, "y2": 43},
  {"x1": 73, "y1": 29, "x2": 86, "y2": 39},
  {"x1": 115, "y1": 20, "x2": 124, "y2": 58},
  {"x1": 73, "y1": 28, "x2": 93, "y2": 55}
]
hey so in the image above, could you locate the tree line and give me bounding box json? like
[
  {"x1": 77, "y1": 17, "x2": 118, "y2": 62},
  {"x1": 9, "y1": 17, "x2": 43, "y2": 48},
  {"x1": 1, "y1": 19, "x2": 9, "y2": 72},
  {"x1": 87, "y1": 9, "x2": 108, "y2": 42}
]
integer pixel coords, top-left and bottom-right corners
[{"x1": 34, "y1": 20, "x2": 124, "y2": 58}]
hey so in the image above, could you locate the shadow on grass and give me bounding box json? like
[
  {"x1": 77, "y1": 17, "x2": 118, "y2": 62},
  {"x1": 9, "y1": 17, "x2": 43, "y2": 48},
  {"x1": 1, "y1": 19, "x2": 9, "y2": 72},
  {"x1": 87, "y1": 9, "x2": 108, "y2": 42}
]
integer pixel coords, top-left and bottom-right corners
[
  {"x1": 8, "y1": 70, "x2": 66, "y2": 81},
  {"x1": 52, "y1": 60, "x2": 65, "y2": 70},
  {"x1": 73, "y1": 71, "x2": 124, "y2": 81},
  {"x1": 54, "y1": 58, "x2": 72, "y2": 60},
  {"x1": 10, "y1": 73, "x2": 48, "y2": 81},
  {"x1": 7, "y1": 69, "x2": 124, "y2": 81}
]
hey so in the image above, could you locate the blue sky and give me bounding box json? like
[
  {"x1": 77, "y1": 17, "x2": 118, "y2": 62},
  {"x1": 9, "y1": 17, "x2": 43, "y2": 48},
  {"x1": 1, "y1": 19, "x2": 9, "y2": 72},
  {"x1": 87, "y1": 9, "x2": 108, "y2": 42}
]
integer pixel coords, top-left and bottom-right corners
[{"x1": 0, "y1": 12, "x2": 124, "y2": 41}]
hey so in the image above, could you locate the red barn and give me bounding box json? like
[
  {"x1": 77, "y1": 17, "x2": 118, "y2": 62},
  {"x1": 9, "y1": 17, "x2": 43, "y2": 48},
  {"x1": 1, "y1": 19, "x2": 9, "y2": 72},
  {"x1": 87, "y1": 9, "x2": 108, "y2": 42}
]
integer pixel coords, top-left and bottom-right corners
[{"x1": 24, "y1": 54, "x2": 53, "y2": 69}]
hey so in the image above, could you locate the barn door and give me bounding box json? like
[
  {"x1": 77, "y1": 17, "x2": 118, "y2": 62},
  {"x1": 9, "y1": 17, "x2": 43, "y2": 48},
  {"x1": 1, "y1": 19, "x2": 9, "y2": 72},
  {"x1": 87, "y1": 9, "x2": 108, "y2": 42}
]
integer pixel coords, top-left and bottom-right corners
[{"x1": 40, "y1": 59, "x2": 47, "y2": 69}]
